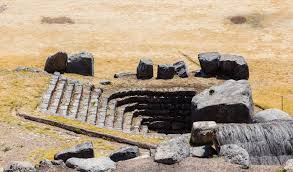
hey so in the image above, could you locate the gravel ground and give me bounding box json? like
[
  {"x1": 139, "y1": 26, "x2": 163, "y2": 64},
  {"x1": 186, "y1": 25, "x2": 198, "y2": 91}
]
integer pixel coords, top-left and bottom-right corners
[{"x1": 116, "y1": 157, "x2": 281, "y2": 172}]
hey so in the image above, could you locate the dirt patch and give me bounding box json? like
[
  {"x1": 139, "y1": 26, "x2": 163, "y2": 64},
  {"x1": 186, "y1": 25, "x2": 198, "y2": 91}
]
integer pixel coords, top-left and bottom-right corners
[
  {"x1": 230, "y1": 16, "x2": 247, "y2": 24},
  {"x1": 41, "y1": 16, "x2": 74, "y2": 24},
  {"x1": 0, "y1": 4, "x2": 7, "y2": 13},
  {"x1": 229, "y1": 13, "x2": 264, "y2": 28}
]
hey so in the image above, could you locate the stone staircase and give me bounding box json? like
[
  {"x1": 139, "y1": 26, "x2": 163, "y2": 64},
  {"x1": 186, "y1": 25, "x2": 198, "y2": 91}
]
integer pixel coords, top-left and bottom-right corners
[{"x1": 40, "y1": 74, "x2": 196, "y2": 136}]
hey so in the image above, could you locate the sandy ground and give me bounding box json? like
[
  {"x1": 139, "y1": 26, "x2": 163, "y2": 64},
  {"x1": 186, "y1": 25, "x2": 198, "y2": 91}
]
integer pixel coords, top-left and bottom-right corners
[
  {"x1": 116, "y1": 157, "x2": 281, "y2": 172},
  {"x1": 0, "y1": 0, "x2": 292, "y2": 113}
]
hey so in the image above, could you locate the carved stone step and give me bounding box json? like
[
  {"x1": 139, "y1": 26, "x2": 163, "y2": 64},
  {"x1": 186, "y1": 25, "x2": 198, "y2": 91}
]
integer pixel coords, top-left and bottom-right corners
[
  {"x1": 140, "y1": 125, "x2": 149, "y2": 134},
  {"x1": 113, "y1": 103, "x2": 136, "y2": 130},
  {"x1": 48, "y1": 77, "x2": 66, "y2": 114},
  {"x1": 40, "y1": 75, "x2": 59, "y2": 112},
  {"x1": 76, "y1": 85, "x2": 91, "y2": 122},
  {"x1": 67, "y1": 83, "x2": 83, "y2": 119},
  {"x1": 122, "y1": 112, "x2": 133, "y2": 133},
  {"x1": 104, "y1": 100, "x2": 117, "y2": 129},
  {"x1": 87, "y1": 88, "x2": 102, "y2": 125},
  {"x1": 57, "y1": 80, "x2": 74, "y2": 116},
  {"x1": 131, "y1": 116, "x2": 143, "y2": 134}
]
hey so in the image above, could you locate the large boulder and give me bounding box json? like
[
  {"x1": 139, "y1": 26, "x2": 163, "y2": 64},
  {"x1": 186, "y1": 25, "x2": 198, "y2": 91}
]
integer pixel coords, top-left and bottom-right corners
[
  {"x1": 66, "y1": 157, "x2": 116, "y2": 172},
  {"x1": 54, "y1": 142, "x2": 94, "y2": 162},
  {"x1": 219, "y1": 54, "x2": 249, "y2": 80},
  {"x1": 191, "y1": 80, "x2": 253, "y2": 123},
  {"x1": 109, "y1": 146, "x2": 140, "y2": 162},
  {"x1": 219, "y1": 144, "x2": 250, "y2": 169},
  {"x1": 198, "y1": 52, "x2": 221, "y2": 75},
  {"x1": 4, "y1": 161, "x2": 36, "y2": 172},
  {"x1": 190, "y1": 121, "x2": 217, "y2": 146},
  {"x1": 190, "y1": 145, "x2": 217, "y2": 158},
  {"x1": 253, "y1": 108, "x2": 292, "y2": 123},
  {"x1": 154, "y1": 134, "x2": 190, "y2": 164},
  {"x1": 173, "y1": 61, "x2": 188, "y2": 78},
  {"x1": 136, "y1": 59, "x2": 153, "y2": 79},
  {"x1": 44, "y1": 52, "x2": 68, "y2": 74},
  {"x1": 66, "y1": 52, "x2": 94, "y2": 76},
  {"x1": 157, "y1": 64, "x2": 175, "y2": 79}
]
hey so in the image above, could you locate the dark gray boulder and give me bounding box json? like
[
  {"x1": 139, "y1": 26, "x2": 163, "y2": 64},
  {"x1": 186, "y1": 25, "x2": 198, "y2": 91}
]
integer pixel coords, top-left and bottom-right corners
[
  {"x1": 109, "y1": 146, "x2": 140, "y2": 162},
  {"x1": 190, "y1": 121, "x2": 218, "y2": 146},
  {"x1": 198, "y1": 52, "x2": 221, "y2": 75},
  {"x1": 66, "y1": 157, "x2": 116, "y2": 172},
  {"x1": 190, "y1": 145, "x2": 217, "y2": 158},
  {"x1": 219, "y1": 54, "x2": 249, "y2": 80},
  {"x1": 136, "y1": 59, "x2": 153, "y2": 79},
  {"x1": 54, "y1": 142, "x2": 94, "y2": 162},
  {"x1": 157, "y1": 64, "x2": 175, "y2": 79},
  {"x1": 4, "y1": 161, "x2": 36, "y2": 172},
  {"x1": 219, "y1": 144, "x2": 250, "y2": 169},
  {"x1": 173, "y1": 61, "x2": 188, "y2": 78},
  {"x1": 191, "y1": 80, "x2": 253, "y2": 123},
  {"x1": 66, "y1": 52, "x2": 94, "y2": 76},
  {"x1": 253, "y1": 108, "x2": 292, "y2": 123},
  {"x1": 44, "y1": 52, "x2": 68, "y2": 74},
  {"x1": 154, "y1": 134, "x2": 190, "y2": 164}
]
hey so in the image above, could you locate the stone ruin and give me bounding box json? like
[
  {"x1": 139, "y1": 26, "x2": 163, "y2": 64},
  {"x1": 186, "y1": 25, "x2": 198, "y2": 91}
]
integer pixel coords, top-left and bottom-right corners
[{"x1": 40, "y1": 73, "x2": 196, "y2": 135}]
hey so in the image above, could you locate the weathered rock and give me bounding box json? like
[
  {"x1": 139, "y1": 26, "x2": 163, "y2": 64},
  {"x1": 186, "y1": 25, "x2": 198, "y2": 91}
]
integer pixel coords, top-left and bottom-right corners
[
  {"x1": 219, "y1": 144, "x2": 250, "y2": 169},
  {"x1": 109, "y1": 146, "x2": 140, "y2": 162},
  {"x1": 39, "y1": 159, "x2": 52, "y2": 168},
  {"x1": 51, "y1": 160, "x2": 65, "y2": 166},
  {"x1": 198, "y1": 52, "x2": 221, "y2": 75},
  {"x1": 190, "y1": 121, "x2": 217, "y2": 146},
  {"x1": 136, "y1": 59, "x2": 153, "y2": 79},
  {"x1": 154, "y1": 134, "x2": 190, "y2": 164},
  {"x1": 191, "y1": 80, "x2": 253, "y2": 123},
  {"x1": 15, "y1": 66, "x2": 44, "y2": 73},
  {"x1": 66, "y1": 157, "x2": 116, "y2": 172},
  {"x1": 190, "y1": 145, "x2": 217, "y2": 158},
  {"x1": 66, "y1": 52, "x2": 94, "y2": 76},
  {"x1": 215, "y1": 121, "x2": 293, "y2": 165},
  {"x1": 253, "y1": 108, "x2": 292, "y2": 123},
  {"x1": 173, "y1": 61, "x2": 188, "y2": 78},
  {"x1": 157, "y1": 64, "x2": 175, "y2": 79},
  {"x1": 114, "y1": 71, "x2": 136, "y2": 78},
  {"x1": 100, "y1": 80, "x2": 111, "y2": 85},
  {"x1": 44, "y1": 52, "x2": 68, "y2": 74},
  {"x1": 284, "y1": 159, "x2": 293, "y2": 172},
  {"x1": 219, "y1": 54, "x2": 249, "y2": 80},
  {"x1": 4, "y1": 161, "x2": 36, "y2": 172},
  {"x1": 54, "y1": 142, "x2": 94, "y2": 162}
]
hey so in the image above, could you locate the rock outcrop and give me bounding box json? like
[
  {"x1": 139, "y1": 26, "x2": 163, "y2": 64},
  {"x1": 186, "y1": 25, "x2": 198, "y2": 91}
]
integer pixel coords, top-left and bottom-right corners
[
  {"x1": 253, "y1": 108, "x2": 292, "y2": 122},
  {"x1": 173, "y1": 61, "x2": 188, "y2": 78},
  {"x1": 44, "y1": 52, "x2": 68, "y2": 74},
  {"x1": 4, "y1": 161, "x2": 36, "y2": 172},
  {"x1": 66, "y1": 52, "x2": 94, "y2": 76},
  {"x1": 190, "y1": 121, "x2": 217, "y2": 146},
  {"x1": 198, "y1": 52, "x2": 221, "y2": 75},
  {"x1": 157, "y1": 64, "x2": 175, "y2": 79},
  {"x1": 215, "y1": 121, "x2": 293, "y2": 165},
  {"x1": 191, "y1": 80, "x2": 253, "y2": 123},
  {"x1": 110, "y1": 146, "x2": 140, "y2": 162},
  {"x1": 284, "y1": 159, "x2": 293, "y2": 172},
  {"x1": 154, "y1": 134, "x2": 190, "y2": 164},
  {"x1": 54, "y1": 142, "x2": 94, "y2": 162},
  {"x1": 190, "y1": 145, "x2": 217, "y2": 158},
  {"x1": 219, "y1": 54, "x2": 249, "y2": 80},
  {"x1": 219, "y1": 144, "x2": 250, "y2": 169},
  {"x1": 136, "y1": 59, "x2": 153, "y2": 79},
  {"x1": 66, "y1": 157, "x2": 116, "y2": 172}
]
